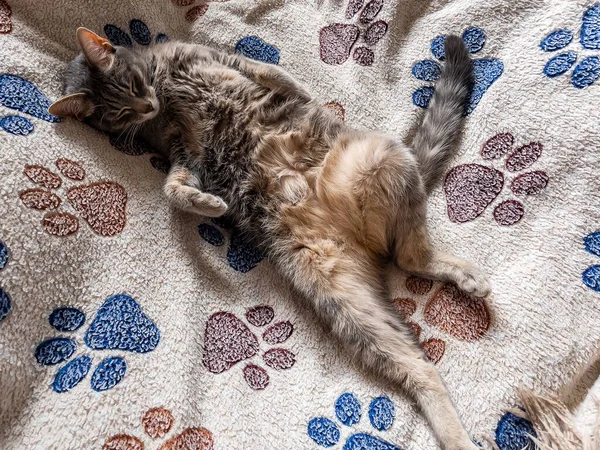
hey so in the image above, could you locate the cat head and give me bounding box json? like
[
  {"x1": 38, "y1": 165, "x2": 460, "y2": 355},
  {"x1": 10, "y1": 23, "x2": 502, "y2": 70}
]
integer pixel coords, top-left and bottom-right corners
[{"x1": 49, "y1": 28, "x2": 160, "y2": 133}]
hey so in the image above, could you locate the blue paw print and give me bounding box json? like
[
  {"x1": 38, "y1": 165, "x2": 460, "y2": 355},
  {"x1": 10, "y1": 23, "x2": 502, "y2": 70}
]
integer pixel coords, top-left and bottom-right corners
[
  {"x1": 0, "y1": 239, "x2": 11, "y2": 322},
  {"x1": 198, "y1": 220, "x2": 264, "y2": 273},
  {"x1": 235, "y1": 36, "x2": 280, "y2": 65},
  {"x1": 412, "y1": 27, "x2": 504, "y2": 115},
  {"x1": 583, "y1": 231, "x2": 600, "y2": 292},
  {"x1": 34, "y1": 294, "x2": 160, "y2": 393},
  {"x1": 104, "y1": 19, "x2": 168, "y2": 47},
  {"x1": 0, "y1": 74, "x2": 60, "y2": 136},
  {"x1": 541, "y1": 5, "x2": 600, "y2": 88},
  {"x1": 495, "y1": 412, "x2": 537, "y2": 450},
  {"x1": 308, "y1": 392, "x2": 401, "y2": 449}
]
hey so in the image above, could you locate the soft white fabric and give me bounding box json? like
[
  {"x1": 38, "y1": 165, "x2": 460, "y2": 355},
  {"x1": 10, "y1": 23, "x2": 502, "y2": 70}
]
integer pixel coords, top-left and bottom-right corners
[{"x1": 1, "y1": 1, "x2": 600, "y2": 449}]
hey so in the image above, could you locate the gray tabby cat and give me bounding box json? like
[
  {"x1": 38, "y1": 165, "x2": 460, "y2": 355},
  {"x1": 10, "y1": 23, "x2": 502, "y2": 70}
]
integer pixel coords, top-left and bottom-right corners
[{"x1": 50, "y1": 28, "x2": 490, "y2": 450}]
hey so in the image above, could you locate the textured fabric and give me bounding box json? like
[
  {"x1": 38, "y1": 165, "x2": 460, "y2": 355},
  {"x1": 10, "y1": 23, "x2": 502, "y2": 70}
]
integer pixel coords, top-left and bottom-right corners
[{"x1": 1, "y1": 0, "x2": 600, "y2": 449}]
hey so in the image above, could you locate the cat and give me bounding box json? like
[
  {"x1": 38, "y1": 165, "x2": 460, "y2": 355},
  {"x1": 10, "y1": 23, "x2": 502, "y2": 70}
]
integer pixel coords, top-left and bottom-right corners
[{"x1": 49, "y1": 28, "x2": 490, "y2": 450}]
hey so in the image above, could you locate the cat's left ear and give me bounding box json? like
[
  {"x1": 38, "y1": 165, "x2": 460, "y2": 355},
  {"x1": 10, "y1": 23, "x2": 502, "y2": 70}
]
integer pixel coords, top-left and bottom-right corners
[
  {"x1": 48, "y1": 93, "x2": 94, "y2": 121},
  {"x1": 76, "y1": 27, "x2": 115, "y2": 70}
]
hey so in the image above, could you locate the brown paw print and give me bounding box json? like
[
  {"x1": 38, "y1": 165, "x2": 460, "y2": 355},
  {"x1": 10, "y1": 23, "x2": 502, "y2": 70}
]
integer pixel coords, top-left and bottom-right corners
[
  {"x1": 320, "y1": 0, "x2": 388, "y2": 66},
  {"x1": 394, "y1": 276, "x2": 491, "y2": 363},
  {"x1": 169, "y1": 0, "x2": 228, "y2": 22},
  {"x1": 444, "y1": 132, "x2": 549, "y2": 226},
  {"x1": 203, "y1": 305, "x2": 296, "y2": 390},
  {"x1": 19, "y1": 159, "x2": 127, "y2": 237},
  {"x1": 324, "y1": 101, "x2": 346, "y2": 121},
  {"x1": 0, "y1": 0, "x2": 11, "y2": 34},
  {"x1": 102, "y1": 407, "x2": 213, "y2": 450}
]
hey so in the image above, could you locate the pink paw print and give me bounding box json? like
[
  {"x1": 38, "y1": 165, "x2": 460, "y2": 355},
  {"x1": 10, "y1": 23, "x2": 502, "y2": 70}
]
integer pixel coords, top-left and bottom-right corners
[
  {"x1": 170, "y1": 0, "x2": 229, "y2": 22},
  {"x1": 444, "y1": 132, "x2": 549, "y2": 226},
  {"x1": 320, "y1": 0, "x2": 388, "y2": 66},
  {"x1": 202, "y1": 305, "x2": 296, "y2": 390},
  {"x1": 394, "y1": 276, "x2": 491, "y2": 363}
]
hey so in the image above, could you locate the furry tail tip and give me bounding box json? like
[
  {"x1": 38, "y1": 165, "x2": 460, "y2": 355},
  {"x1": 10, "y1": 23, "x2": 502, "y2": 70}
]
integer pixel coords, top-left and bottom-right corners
[{"x1": 412, "y1": 34, "x2": 473, "y2": 194}]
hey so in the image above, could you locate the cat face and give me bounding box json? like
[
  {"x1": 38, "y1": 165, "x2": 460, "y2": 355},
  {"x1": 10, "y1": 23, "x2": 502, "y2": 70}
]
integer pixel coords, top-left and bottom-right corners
[{"x1": 49, "y1": 28, "x2": 159, "y2": 133}]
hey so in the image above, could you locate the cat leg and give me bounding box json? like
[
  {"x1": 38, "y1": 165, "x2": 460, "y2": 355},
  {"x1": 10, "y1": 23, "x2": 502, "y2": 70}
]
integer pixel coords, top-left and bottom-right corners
[
  {"x1": 395, "y1": 226, "x2": 491, "y2": 298},
  {"x1": 273, "y1": 240, "x2": 478, "y2": 450},
  {"x1": 230, "y1": 56, "x2": 312, "y2": 101},
  {"x1": 163, "y1": 164, "x2": 228, "y2": 217}
]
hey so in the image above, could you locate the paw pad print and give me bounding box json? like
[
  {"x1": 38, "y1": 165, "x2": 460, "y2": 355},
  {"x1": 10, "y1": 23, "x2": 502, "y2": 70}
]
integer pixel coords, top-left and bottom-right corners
[
  {"x1": 0, "y1": 74, "x2": 60, "y2": 136},
  {"x1": 0, "y1": 0, "x2": 11, "y2": 33},
  {"x1": 102, "y1": 407, "x2": 214, "y2": 450},
  {"x1": 324, "y1": 101, "x2": 346, "y2": 121},
  {"x1": 308, "y1": 392, "x2": 400, "y2": 449},
  {"x1": 104, "y1": 19, "x2": 168, "y2": 47},
  {"x1": 320, "y1": 0, "x2": 389, "y2": 66},
  {"x1": 170, "y1": 0, "x2": 230, "y2": 23},
  {"x1": 203, "y1": 305, "x2": 295, "y2": 390},
  {"x1": 34, "y1": 294, "x2": 160, "y2": 393},
  {"x1": 0, "y1": 239, "x2": 11, "y2": 322},
  {"x1": 109, "y1": 135, "x2": 172, "y2": 175},
  {"x1": 582, "y1": 231, "x2": 600, "y2": 292},
  {"x1": 541, "y1": 5, "x2": 600, "y2": 88},
  {"x1": 198, "y1": 220, "x2": 264, "y2": 273},
  {"x1": 235, "y1": 36, "x2": 280, "y2": 65},
  {"x1": 494, "y1": 411, "x2": 537, "y2": 450},
  {"x1": 412, "y1": 27, "x2": 504, "y2": 115},
  {"x1": 444, "y1": 132, "x2": 549, "y2": 226},
  {"x1": 394, "y1": 277, "x2": 491, "y2": 363},
  {"x1": 19, "y1": 158, "x2": 128, "y2": 237}
]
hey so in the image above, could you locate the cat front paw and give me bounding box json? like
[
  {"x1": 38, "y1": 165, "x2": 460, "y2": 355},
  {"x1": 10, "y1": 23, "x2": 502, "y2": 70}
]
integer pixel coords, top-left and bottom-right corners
[{"x1": 191, "y1": 193, "x2": 228, "y2": 218}]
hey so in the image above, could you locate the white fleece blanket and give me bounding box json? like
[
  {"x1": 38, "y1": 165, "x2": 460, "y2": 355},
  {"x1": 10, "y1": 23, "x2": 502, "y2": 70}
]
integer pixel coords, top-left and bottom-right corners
[{"x1": 2, "y1": 1, "x2": 600, "y2": 449}]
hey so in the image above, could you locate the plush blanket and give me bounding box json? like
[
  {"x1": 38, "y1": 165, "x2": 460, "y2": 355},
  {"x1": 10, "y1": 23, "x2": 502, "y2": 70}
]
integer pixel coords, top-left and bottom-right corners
[{"x1": 2, "y1": 0, "x2": 600, "y2": 449}]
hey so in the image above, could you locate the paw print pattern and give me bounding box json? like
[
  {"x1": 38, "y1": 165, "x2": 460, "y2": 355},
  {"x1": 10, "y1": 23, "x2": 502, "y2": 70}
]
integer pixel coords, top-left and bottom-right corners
[
  {"x1": 0, "y1": 0, "x2": 11, "y2": 33},
  {"x1": 203, "y1": 305, "x2": 295, "y2": 390},
  {"x1": 0, "y1": 74, "x2": 60, "y2": 136},
  {"x1": 198, "y1": 221, "x2": 264, "y2": 273},
  {"x1": 235, "y1": 36, "x2": 280, "y2": 65},
  {"x1": 102, "y1": 407, "x2": 214, "y2": 450},
  {"x1": 412, "y1": 27, "x2": 504, "y2": 115},
  {"x1": 494, "y1": 412, "x2": 537, "y2": 450},
  {"x1": 170, "y1": 0, "x2": 230, "y2": 23},
  {"x1": 0, "y1": 239, "x2": 11, "y2": 322},
  {"x1": 541, "y1": 5, "x2": 600, "y2": 88},
  {"x1": 109, "y1": 136, "x2": 171, "y2": 174},
  {"x1": 324, "y1": 101, "x2": 346, "y2": 121},
  {"x1": 308, "y1": 392, "x2": 400, "y2": 449},
  {"x1": 444, "y1": 132, "x2": 549, "y2": 226},
  {"x1": 583, "y1": 231, "x2": 600, "y2": 292},
  {"x1": 320, "y1": 0, "x2": 389, "y2": 66},
  {"x1": 104, "y1": 19, "x2": 168, "y2": 47},
  {"x1": 394, "y1": 276, "x2": 491, "y2": 363},
  {"x1": 19, "y1": 159, "x2": 128, "y2": 237},
  {"x1": 34, "y1": 294, "x2": 160, "y2": 393}
]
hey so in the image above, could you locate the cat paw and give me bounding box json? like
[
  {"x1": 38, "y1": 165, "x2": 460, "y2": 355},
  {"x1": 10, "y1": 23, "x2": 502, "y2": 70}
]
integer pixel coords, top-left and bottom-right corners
[
  {"x1": 190, "y1": 193, "x2": 228, "y2": 218},
  {"x1": 454, "y1": 265, "x2": 491, "y2": 298}
]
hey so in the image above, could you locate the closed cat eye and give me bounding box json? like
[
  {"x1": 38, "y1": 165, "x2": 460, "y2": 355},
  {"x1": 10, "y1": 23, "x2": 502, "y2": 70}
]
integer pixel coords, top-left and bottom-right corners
[{"x1": 130, "y1": 80, "x2": 139, "y2": 96}]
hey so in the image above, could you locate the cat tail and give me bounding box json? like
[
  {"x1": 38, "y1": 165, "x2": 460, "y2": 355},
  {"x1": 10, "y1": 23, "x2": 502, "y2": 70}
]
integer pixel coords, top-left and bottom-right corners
[{"x1": 411, "y1": 35, "x2": 473, "y2": 195}]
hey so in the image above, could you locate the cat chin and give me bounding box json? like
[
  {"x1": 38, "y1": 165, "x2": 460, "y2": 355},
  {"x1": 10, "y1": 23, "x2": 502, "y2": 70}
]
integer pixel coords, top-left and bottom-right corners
[{"x1": 143, "y1": 110, "x2": 159, "y2": 121}]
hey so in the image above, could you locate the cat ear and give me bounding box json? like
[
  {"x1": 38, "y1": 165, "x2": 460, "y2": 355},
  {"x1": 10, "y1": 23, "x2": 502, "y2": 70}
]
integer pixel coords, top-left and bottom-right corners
[
  {"x1": 76, "y1": 27, "x2": 115, "y2": 70},
  {"x1": 48, "y1": 93, "x2": 94, "y2": 121}
]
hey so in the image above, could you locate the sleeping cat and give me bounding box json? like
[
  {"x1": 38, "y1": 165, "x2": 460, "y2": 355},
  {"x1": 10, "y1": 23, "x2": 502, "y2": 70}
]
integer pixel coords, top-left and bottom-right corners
[{"x1": 49, "y1": 28, "x2": 490, "y2": 450}]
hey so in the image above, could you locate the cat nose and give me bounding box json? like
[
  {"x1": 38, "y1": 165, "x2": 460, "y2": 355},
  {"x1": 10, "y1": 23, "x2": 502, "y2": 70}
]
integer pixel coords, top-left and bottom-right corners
[
  {"x1": 135, "y1": 100, "x2": 154, "y2": 114},
  {"x1": 141, "y1": 101, "x2": 154, "y2": 113}
]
